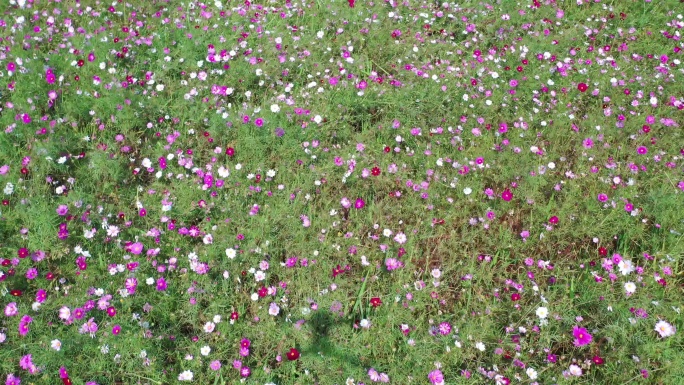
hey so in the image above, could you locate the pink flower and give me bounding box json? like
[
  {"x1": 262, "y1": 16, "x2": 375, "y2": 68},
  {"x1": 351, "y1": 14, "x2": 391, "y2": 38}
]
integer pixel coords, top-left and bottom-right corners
[
  {"x1": 428, "y1": 369, "x2": 444, "y2": 385},
  {"x1": 4, "y1": 302, "x2": 18, "y2": 317},
  {"x1": 385, "y1": 258, "x2": 404, "y2": 271},
  {"x1": 128, "y1": 242, "x2": 144, "y2": 255},
  {"x1": 597, "y1": 193, "x2": 608, "y2": 202},
  {"x1": 210, "y1": 360, "x2": 221, "y2": 371}
]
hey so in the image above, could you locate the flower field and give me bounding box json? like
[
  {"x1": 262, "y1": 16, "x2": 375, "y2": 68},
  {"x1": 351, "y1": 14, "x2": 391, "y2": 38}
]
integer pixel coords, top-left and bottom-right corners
[{"x1": 0, "y1": 0, "x2": 683, "y2": 384}]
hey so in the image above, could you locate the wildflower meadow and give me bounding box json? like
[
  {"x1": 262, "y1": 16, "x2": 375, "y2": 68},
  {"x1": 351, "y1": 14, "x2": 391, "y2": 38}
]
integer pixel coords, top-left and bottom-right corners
[{"x1": 1, "y1": 0, "x2": 683, "y2": 384}]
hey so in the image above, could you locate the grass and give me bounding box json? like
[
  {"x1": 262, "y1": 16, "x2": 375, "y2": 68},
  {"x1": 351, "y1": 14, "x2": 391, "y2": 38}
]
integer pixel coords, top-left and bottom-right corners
[{"x1": 0, "y1": 0, "x2": 683, "y2": 384}]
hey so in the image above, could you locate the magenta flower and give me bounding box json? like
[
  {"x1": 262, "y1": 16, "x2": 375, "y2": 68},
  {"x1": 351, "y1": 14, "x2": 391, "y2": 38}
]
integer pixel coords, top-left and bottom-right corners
[
  {"x1": 240, "y1": 338, "x2": 251, "y2": 348},
  {"x1": 354, "y1": 198, "x2": 366, "y2": 209},
  {"x1": 597, "y1": 193, "x2": 608, "y2": 202},
  {"x1": 501, "y1": 189, "x2": 513, "y2": 202},
  {"x1": 5, "y1": 373, "x2": 21, "y2": 385},
  {"x1": 156, "y1": 277, "x2": 167, "y2": 291},
  {"x1": 438, "y1": 322, "x2": 452, "y2": 335},
  {"x1": 18, "y1": 315, "x2": 32, "y2": 336},
  {"x1": 19, "y1": 354, "x2": 33, "y2": 371},
  {"x1": 573, "y1": 326, "x2": 592, "y2": 347},
  {"x1": 637, "y1": 146, "x2": 648, "y2": 155},
  {"x1": 239, "y1": 366, "x2": 251, "y2": 377}
]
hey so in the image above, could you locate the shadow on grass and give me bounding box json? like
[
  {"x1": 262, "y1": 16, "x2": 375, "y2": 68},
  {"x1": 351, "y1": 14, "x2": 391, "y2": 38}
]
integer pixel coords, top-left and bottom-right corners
[{"x1": 302, "y1": 310, "x2": 363, "y2": 370}]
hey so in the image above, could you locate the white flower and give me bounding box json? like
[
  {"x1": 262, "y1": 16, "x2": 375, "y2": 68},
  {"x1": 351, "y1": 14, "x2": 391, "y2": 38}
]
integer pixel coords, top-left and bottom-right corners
[
  {"x1": 463, "y1": 187, "x2": 472, "y2": 195},
  {"x1": 225, "y1": 248, "x2": 237, "y2": 259},
  {"x1": 526, "y1": 367, "x2": 537, "y2": 380},
  {"x1": 536, "y1": 307, "x2": 548, "y2": 319},
  {"x1": 313, "y1": 115, "x2": 322, "y2": 124},
  {"x1": 200, "y1": 345, "x2": 211, "y2": 356},
  {"x1": 431, "y1": 269, "x2": 442, "y2": 279},
  {"x1": 251, "y1": 293, "x2": 259, "y2": 301},
  {"x1": 254, "y1": 270, "x2": 266, "y2": 282},
  {"x1": 383, "y1": 229, "x2": 393, "y2": 237},
  {"x1": 568, "y1": 364, "x2": 582, "y2": 376},
  {"x1": 218, "y1": 166, "x2": 230, "y2": 178},
  {"x1": 178, "y1": 370, "x2": 194, "y2": 381},
  {"x1": 654, "y1": 320, "x2": 676, "y2": 338},
  {"x1": 51, "y1": 339, "x2": 62, "y2": 351},
  {"x1": 624, "y1": 282, "x2": 636, "y2": 294},
  {"x1": 266, "y1": 169, "x2": 276, "y2": 178},
  {"x1": 213, "y1": 315, "x2": 222, "y2": 323},
  {"x1": 146, "y1": 277, "x2": 155, "y2": 285},
  {"x1": 618, "y1": 259, "x2": 635, "y2": 275},
  {"x1": 475, "y1": 342, "x2": 486, "y2": 351},
  {"x1": 203, "y1": 321, "x2": 216, "y2": 333},
  {"x1": 3, "y1": 183, "x2": 14, "y2": 195},
  {"x1": 359, "y1": 319, "x2": 371, "y2": 329},
  {"x1": 270, "y1": 104, "x2": 280, "y2": 113}
]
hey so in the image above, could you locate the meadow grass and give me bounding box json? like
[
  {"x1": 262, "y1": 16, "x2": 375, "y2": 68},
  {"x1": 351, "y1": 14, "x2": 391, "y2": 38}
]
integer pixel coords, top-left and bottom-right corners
[{"x1": 0, "y1": 0, "x2": 683, "y2": 384}]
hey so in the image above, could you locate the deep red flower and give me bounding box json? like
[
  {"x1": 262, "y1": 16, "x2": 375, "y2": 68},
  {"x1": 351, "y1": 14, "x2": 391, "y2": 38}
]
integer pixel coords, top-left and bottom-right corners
[
  {"x1": 592, "y1": 355, "x2": 605, "y2": 365},
  {"x1": 286, "y1": 348, "x2": 300, "y2": 361},
  {"x1": 226, "y1": 147, "x2": 235, "y2": 157},
  {"x1": 370, "y1": 297, "x2": 382, "y2": 307},
  {"x1": 384, "y1": 146, "x2": 391, "y2": 153},
  {"x1": 371, "y1": 167, "x2": 381, "y2": 176},
  {"x1": 1, "y1": 259, "x2": 9, "y2": 266},
  {"x1": 577, "y1": 83, "x2": 588, "y2": 92},
  {"x1": 598, "y1": 247, "x2": 607, "y2": 256},
  {"x1": 230, "y1": 311, "x2": 239, "y2": 321},
  {"x1": 348, "y1": 0, "x2": 354, "y2": 7},
  {"x1": 10, "y1": 289, "x2": 22, "y2": 297},
  {"x1": 332, "y1": 264, "x2": 343, "y2": 278},
  {"x1": 511, "y1": 293, "x2": 520, "y2": 301},
  {"x1": 18, "y1": 248, "x2": 29, "y2": 258},
  {"x1": 63, "y1": 378, "x2": 73, "y2": 385},
  {"x1": 258, "y1": 286, "x2": 268, "y2": 297}
]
